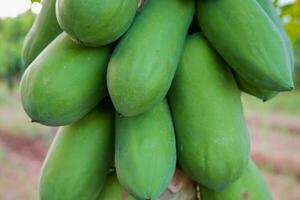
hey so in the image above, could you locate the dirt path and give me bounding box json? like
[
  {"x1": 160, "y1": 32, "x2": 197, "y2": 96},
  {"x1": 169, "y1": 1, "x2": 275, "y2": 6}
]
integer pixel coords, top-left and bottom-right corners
[{"x1": 0, "y1": 130, "x2": 49, "y2": 200}]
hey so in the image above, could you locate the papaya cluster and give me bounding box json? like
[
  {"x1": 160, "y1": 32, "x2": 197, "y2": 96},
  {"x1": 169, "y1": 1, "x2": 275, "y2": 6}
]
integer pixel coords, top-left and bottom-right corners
[{"x1": 20, "y1": 0, "x2": 293, "y2": 199}]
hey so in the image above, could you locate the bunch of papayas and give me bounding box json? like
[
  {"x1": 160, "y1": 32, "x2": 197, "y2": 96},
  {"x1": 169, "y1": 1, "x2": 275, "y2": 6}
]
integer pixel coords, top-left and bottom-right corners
[{"x1": 20, "y1": 0, "x2": 293, "y2": 199}]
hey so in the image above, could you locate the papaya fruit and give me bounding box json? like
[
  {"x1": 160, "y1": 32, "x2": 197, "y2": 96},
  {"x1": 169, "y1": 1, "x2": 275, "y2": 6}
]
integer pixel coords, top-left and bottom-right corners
[
  {"x1": 235, "y1": 74, "x2": 278, "y2": 101},
  {"x1": 235, "y1": 0, "x2": 295, "y2": 101},
  {"x1": 22, "y1": 0, "x2": 61, "y2": 68},
  {"x1": 256, "y1": 0, "x2": 294, "y2": 69},
  {"x1": 197, "y1": 0, "x2": 294, "y2": 91},
  {"x1": 40, "y1": 103, "x2": 115, "y2": 200},
  {"x1": 168, "y1": 33, "x2": 250, "y2": 191},
  {"x1": 115, "y1": 99, "x2": 176, "y2": 199},
  {"x1": 56, "y1": 0, "x2": 139, "y2": 47},
  {"x1": 20, "y1": 33, "x2": 111, "y2": 126},
  {"x1": 200, "y1": 160, "x2": 272, "y2": 200},
  {"x1": 107, "y1": 0, "x2": 194, "y2": 117},
  {"x1": 97, "y1": 173, "x2": 135, "y2": 200}
]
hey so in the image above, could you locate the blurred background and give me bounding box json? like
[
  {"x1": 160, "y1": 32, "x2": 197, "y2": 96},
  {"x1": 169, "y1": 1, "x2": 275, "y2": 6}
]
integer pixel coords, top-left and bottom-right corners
[{"x1": 0, "y1": 0, "x2": 299, "y2": 199}]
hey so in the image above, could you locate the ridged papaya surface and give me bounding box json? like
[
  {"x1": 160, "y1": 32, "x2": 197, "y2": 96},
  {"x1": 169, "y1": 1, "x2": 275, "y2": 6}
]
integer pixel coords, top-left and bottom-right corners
[
  {"x1": 168, "y1": 33, "x2": 250, "y2": 191},
  {"x1": 200, "y1": 161, "x2": 272, "y2": 200},
  {"x1": 235, "y1": 73, "x2": 278, "y2": 101},
  {"x1": 256, "y1": 0, "x2": 294, "y2": 68},
  {"x1": 197, "y1": 0, "x2": 294, "y2": 91},
  {"x1": 22, "y1": 0, "x2": 61, "y2": 67},
  {"x1": 97, "y1": 173, "x2": 135, "y2": 200},
  {"x1": 236, "y1": 0, "x2": 295, "y2": 101},
  {"x1": 40, "y1": 103, "x2": 114, "y2": 200},
  {"x1": 115, "y1": 99, "x2": 176, "y2": 199},
  {"x1": 56, "y1": 0, "x2": 139, "y2": 46},
  {"x1": 20, "y1": 33, "x2": 111, "y2": 126},
  {"x1": 107, "y1": 0, "x2": 194, "y2": 116}
]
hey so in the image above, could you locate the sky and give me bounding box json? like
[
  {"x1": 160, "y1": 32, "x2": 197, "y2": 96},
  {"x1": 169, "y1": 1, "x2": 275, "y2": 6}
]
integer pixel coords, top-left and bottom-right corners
[
  {"x1": 0, "y1": 0, "x2": 41, "y2": 18},
  {"x1": 0, "y1": 0, "x2": 296, "y2": 19}
]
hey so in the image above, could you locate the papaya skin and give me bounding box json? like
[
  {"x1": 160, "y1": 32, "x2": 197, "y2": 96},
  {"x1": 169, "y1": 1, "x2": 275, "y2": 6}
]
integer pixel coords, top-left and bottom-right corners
[
  {"x1": 40, "y1": 103, "x2": 115, "y2": 200},
  {"x1": 22, "y1": 0, "x2": 62, "y2": 68},
  {"x1": 197, "y1": 0, "x2": 294, "y2": 91},
  {"x1": 200, "y1": 161, "x2": 272, "y2": 200},
  {"x1": 20, "y1": 33, "x2": 111, "y2": 126},
  {"x1": 235, "y1": 0, "x2": 295, "y2": 101},
  {"x1": 235, "y1": 74, "x2": 278, "y2": 101},
  {"x1": 107, "y1": 0, "x2": 194, "y2": 117},
  {"x1": 115, "y1": 99, "x2": 176, "y2": 200},
  {"x1": 256, "y1": 0, "x2": 294, "y2": 69},
  {"x1": 56, "y1": 0, "x2": 139, "y2": 47},
  {"x1": 168, "y1": 33, "x2": 250, "y2": 191},
  {"x1": 97, "y1": 173, "x2": 135, "y2": 200}
]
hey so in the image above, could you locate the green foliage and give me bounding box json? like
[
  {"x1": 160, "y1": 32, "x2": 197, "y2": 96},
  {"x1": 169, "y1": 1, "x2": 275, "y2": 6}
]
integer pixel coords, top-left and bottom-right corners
[
  {"x1": 278, "y1": 0, "x2": 300, "y2": 43},
  {"x1": 0, "y1": 12, "x2": 34, "y2": 88}
]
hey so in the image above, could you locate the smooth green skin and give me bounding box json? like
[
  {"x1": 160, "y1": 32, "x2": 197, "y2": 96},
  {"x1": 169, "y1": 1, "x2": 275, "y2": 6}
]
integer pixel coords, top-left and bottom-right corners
[
  {"x1": 107, "y1": 0, "x2": 194, "y2": 117},
  {"x1": 256, "y1": 0, "x2": 294, "y2": 69},
  {"x1": 97, "y1": 173, "x2": 136, "y2": 200},
  {"x1": 56, "y1": 0, "x2": 139, "y2": 46},
  {"x1": 235, "y1": 74, "x2": 278, "y2": 101},
  {"x1": 197, "y1": 0, "x2": 294, "y2": 91},
  {"x1": 22, "y1": 0, "x2": 62, "y2": 67},
  {"x1": 20, "y1": 33, "x2": 111, "y2": 126},
  {"x1": 200, "y1": 161, "x2": 272, "y2": 200},
  {"x1": 236, "y1": 0, "x2": 295, "y2": 101},
  {"x1": 40, "y1": 104, "x2": 115, "y2": 200},
  {"x1": 168, "y1": 33, "x2": 250, "y2": 191},
  {"x1": 115, "y1": 99, "x2": 176, "y2": 200}
]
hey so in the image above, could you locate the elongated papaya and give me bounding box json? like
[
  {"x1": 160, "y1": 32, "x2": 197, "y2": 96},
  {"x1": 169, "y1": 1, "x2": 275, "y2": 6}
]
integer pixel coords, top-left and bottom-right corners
[
  {"x1": 168, "y1": 33, "x2": 250, "y2": 191},
  {"x1": 256, "y1": 0, "x2": 294, "y2": 69},
  {"x1": 56, "y1": 0, "x2": 139, "y2": 46},
  {"x1": 40, "y1": 103, "x2": 114, "y2": 200},
  {"x1": 235, "y1": 74, "x2": 278, "y2": 101},
  {"x1": 97, "y1": 173, "x2": 135, "y2": 200},
  {"x1": 107, "y1": 0, "x2": 194, "y2": 117},
  {"x1": 115, "y1": 99, "x2": 176, "y2": 199},
  {"x1": 200, "y1": 161, "x2": 272, "y2": 200},
  {"x1": 22, "y1": 0, "x2": 61, "y2": 67},
  {"x1": 197, "y1": 0, "x2": 294, "y2": 91},
  {"x1": 235, "y1": 0, "x2": 294, "y2": 101},
  {"x1": 20, "y1": 33, "x2": 111, "y2": 126}
]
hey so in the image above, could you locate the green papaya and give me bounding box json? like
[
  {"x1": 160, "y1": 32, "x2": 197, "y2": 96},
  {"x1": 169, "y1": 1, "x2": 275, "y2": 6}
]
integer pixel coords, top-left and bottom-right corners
[
  {"x1": 235, "y1": 0, "x2": 295, "y2": 101},
  {"x1": 20, "y1": 33, "x2": 111, "y2": 126},
  {"x1": 115, "y1": 99, "x2": 176, "y2": 199},
  {"x1": 56, "y1": 0, "x2": 139, "y2": 46},
  {"x1": 107, "y1": 0, "x2": 194, "y2": 117},
  {"x1": 256, "y1": 0, "x2": 294, "y2": 69},
  {"x1": 22, "y1": 0, "x2": 62, "y2": 67},
  {"x1": 97, "y1": 173, "x2": 135, "y2": 200},
  {"x1": 235, "y1": 74, "x2": 278, "y2": 101},
  {"x1": 197, "y1": 0, "x2": 294, "y2": 91},
  {"x1": 40, "y1": 103, "x2": 114, "y2": 200},
  {"x1": 168, "y1": 33, "x2": 250, "y2": 191},
  {"x1": 200, "y1": 161, "x2": 272, "y2": 200}
]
